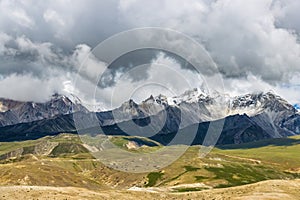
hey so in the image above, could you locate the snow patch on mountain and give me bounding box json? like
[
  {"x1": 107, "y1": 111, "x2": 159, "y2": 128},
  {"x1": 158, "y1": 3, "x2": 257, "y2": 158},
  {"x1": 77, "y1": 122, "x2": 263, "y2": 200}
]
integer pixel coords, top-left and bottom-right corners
[
  {"x1": 168, "y1": 88, "x2": 208, "y2": 105},
  {"x1": 294, "y1": 104, "x2": 300, "y2": 112},
  {"x1": 0, "y1": 102, "x2": 8, "y2": 112}
]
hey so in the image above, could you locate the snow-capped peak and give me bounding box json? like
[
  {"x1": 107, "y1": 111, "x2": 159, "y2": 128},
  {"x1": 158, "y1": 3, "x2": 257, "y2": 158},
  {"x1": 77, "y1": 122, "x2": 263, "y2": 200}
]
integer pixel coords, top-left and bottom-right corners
[
  {"x1": 227, "y1": 91, "x2": 297, "y2": 117},
  {"x1": 142, "y1": 89, "x2": 296, "y2": 119},
  {"x1": 165, "y1": 88, "x2": 209, "y2": 106},
  {"x1": 294, "y1": 104, "x2": 300, "y2": 113},
  {"x1": 142, "y1": 88, "x2": 210, "y2": 107},
  {"x1": 143, "y1": 94, "x2": 169, "y2": 106}
]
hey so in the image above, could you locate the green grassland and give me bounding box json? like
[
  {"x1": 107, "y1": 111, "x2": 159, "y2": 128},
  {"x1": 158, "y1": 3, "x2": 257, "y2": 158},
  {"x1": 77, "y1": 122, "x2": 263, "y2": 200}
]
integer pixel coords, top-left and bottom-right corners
[{"x1": 0, "y1": 133, "x2": 299, "y2": 192}]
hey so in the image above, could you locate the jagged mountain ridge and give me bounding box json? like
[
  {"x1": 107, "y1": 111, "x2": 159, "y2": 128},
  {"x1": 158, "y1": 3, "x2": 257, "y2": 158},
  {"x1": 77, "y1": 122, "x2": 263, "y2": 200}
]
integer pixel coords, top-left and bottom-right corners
[
  {"x1": 111, "y1": 89, "x2": 298, "y2": 133},
  {"x1": 0, "y1": 89, "x2": 299, "y2": 144},
  {"x1": 0, "y1": 94, "x2": 88, "y2": 127}
]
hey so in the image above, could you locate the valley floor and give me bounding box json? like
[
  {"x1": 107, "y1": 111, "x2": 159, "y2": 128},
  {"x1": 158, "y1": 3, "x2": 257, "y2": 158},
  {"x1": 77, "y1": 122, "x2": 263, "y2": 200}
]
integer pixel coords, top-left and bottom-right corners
[
  {"x1": 1, "y1": 179, "x2": 300, "y2": 200},
  {"x1": 1, "y1": 134, "x2": 300, "y2": 199}
]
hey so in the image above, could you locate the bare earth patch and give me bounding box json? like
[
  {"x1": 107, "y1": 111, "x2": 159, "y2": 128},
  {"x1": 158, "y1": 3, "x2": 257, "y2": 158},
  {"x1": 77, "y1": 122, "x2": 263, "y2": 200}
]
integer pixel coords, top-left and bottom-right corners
[{"x1": 0, "y1": 179, "x2": 300, "y2": 200}]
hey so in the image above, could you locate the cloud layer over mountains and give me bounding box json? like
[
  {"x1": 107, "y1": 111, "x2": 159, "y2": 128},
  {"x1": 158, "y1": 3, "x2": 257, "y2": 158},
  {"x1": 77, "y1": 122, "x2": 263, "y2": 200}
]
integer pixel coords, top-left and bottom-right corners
[{"x1": 0, "y1": 0, "x2": 299, "y2": 107}]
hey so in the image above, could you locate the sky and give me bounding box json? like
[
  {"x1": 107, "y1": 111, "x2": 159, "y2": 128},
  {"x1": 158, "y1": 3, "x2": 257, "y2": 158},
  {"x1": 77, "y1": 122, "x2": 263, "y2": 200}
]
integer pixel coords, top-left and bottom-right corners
[{"x1": 0, "y1": 0, "x2": 299, "y2": 109}]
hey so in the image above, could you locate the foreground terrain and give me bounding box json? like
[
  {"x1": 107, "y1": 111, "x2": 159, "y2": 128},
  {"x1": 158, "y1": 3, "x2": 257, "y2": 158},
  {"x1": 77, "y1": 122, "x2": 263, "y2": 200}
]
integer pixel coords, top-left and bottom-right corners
[
  {"x1": 1, "y1": 179, "x2": 300, "y2": 200},
  {"x1": 0, "y1": 134, "x2": 299, "y2": 199}
]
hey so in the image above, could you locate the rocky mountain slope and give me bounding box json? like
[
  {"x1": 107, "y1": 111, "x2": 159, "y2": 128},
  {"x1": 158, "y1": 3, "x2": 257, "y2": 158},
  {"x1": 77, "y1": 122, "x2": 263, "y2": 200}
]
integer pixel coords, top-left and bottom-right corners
[
  {"x1": 0, "y1": 89, "x2": 299, "y2": 144},
  {"x1": 0, "y1": 94, "x2": 87, "y2": 127}
]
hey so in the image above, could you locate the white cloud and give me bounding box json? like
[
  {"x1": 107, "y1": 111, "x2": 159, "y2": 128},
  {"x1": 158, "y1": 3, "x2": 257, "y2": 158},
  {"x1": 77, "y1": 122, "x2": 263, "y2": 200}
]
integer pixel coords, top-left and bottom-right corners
[
  {"x1": 0, "y1": 0, "x2": 35, "y2": 29},
  {"x1": 220, "y1": 73, "x2": 300, "y2": 105},
  {"x1": 0, "y1": 73, "x2": 69, "y2": 102},
  {"x1": 91, "y1": 52, "x2": 206, "y2": 109},
  {"x1": 118, "y1": 0, "x2": 300, "y2": 83},
  {"x1": 0, "y1": 32, "x2": 12, "y2": 54},
  {"x1": 0, "y1": 0, "x2": 299, "y2": 107},
  {"x1": 43, "y1": 9, "x2": 72, "y2": 39},
  {"x1": 0, "y1": 0, "x2": 122, "y2": 49},
  {"x1": 273, "y1": 0, "x2": 300, "y2": 33},
  {"x1": 43, "y1": 9, "x2": 65, "y2": 27},
  {"x1": 119, "y1": 0, "x2": 208, "y2": 33},
  {"x1": 71, "y1": 44, "x2": 108, "y2": 82},
  {"x1": 10, "y1": 8, "x2": 35, "y2": 28},
  {"x1": 15, "y1": 36, "x2": 54, "y2": 60}
]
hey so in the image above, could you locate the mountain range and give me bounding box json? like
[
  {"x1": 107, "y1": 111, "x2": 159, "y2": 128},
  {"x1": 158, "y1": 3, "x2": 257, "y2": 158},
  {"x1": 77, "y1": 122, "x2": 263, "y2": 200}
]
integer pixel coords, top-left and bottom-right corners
[{"x1": 0, "y1": 89, "x2": 299, "y2": 145}]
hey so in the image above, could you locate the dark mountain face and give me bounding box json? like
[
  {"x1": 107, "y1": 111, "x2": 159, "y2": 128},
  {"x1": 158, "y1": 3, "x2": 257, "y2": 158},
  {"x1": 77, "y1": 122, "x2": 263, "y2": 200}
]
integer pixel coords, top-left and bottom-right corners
[{"x1": 0, "y1": 90, "x2": 299, "y2": 145}]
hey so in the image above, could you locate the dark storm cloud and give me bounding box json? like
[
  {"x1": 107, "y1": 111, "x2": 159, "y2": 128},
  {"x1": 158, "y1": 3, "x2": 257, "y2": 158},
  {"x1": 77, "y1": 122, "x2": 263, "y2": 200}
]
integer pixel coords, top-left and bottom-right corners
[{"x1": 99, "y1": 49, "x2": 197, "y2": 88}]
